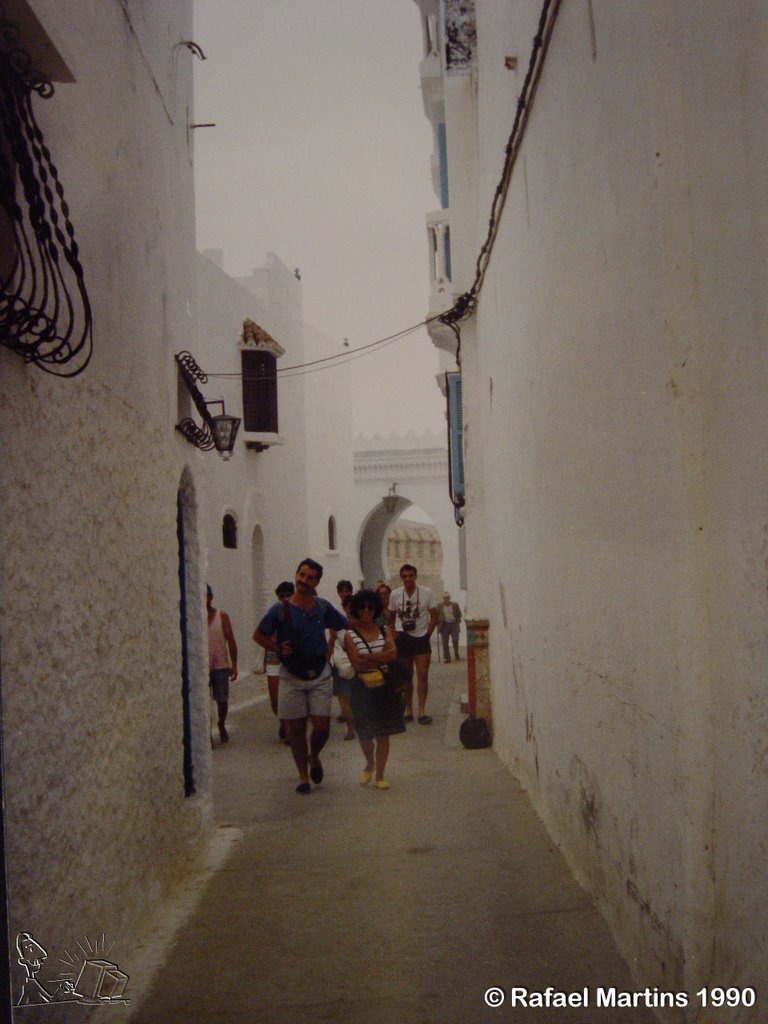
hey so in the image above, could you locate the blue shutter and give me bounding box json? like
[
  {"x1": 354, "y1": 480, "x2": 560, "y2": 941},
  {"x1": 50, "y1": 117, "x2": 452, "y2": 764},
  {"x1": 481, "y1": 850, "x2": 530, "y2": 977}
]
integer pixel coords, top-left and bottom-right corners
[
  {"x1": 437, "y1": 123, "x2": 449, "y2": 208},
  {"x1": 446, "y1": 371, "x2": 465, "y2": 525}
]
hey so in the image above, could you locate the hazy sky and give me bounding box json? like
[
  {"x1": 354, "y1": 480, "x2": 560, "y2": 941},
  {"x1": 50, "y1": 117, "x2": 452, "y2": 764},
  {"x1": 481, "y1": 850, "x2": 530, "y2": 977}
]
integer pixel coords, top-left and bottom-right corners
[{"x1": 192, "y1": 0, "x2": 447, "y2": 435}]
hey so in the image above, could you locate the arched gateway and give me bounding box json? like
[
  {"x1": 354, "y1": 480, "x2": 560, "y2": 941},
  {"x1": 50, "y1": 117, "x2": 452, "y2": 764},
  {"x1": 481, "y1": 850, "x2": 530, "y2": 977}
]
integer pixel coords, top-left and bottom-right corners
[{"x1": 354, "y1": 432, "x2": 462, "y2": 599}]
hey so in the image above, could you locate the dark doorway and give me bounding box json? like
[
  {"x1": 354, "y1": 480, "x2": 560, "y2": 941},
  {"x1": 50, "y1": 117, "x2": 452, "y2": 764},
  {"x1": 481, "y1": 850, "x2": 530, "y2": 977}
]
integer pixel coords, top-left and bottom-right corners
[{"x1": 177, "y1": 490, "x2": 195, "y2": 797}]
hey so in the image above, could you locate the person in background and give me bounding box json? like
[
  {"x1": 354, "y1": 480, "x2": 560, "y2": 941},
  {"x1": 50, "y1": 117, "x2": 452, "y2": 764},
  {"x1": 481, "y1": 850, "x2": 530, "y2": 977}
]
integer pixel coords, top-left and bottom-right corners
[
  {"x1": 437, "y1": 591, "x2": 462, "y2": 663},
  {"x1": 374, "y1": 580, "x2": 392, "y2": 629},
  {"x1": 264, "y1": 581, "x2": 294, "y2": 744},
  {"x1": 331, "y1": 593, "x2": 356, "y2": 740},
  {"x1": 207, "y1": 584, "x2": 238, "y2": 744},
  {"x1": 334, "y1": 579, "x2": 354, "y2": 723}
]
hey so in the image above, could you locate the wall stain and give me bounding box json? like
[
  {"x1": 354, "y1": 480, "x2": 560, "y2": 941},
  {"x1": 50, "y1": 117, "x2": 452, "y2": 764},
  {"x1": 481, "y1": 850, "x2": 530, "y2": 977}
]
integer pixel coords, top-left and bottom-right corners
[
  {"x1": 580, "y1": 782, "x2": 599, "y2": 842},
  {"x1": 626, "y1": 878, "x2": 673, "y2": 942},
  {"x1": 525, "y1": 710, "x2": 540, "y2": 778},
  {"x1": 525, "y1": 709, "x2": 534, "y2": 742},
  {"x1": 587, "y1": 0, "x2": 598, "y2": 60}
]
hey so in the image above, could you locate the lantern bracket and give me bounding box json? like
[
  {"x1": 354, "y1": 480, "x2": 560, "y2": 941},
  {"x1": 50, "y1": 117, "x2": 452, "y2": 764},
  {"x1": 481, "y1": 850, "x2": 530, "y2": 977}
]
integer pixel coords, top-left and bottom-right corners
[{"x1": 175, "y1": 351, "x2": 241, "y2": 459}]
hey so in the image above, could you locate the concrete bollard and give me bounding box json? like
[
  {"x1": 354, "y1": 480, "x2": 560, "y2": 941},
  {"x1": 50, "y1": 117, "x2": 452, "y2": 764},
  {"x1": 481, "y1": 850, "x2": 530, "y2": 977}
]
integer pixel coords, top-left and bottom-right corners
[{"x1": 462, "y1": 617, "x2": 492, "y2": 748}]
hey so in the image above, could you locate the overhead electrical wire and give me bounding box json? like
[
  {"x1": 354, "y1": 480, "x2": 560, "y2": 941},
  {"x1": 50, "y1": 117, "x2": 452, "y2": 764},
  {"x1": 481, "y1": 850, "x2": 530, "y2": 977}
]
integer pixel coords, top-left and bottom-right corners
[
  {"x1": 207, "y1": 0, "x2": 561, "y2": 382},
  {"x1": 279, "y1": 327, "x2": 416, "y2": 379},
  {"x1": 206, "y1": 314, "x2": 443, "y2": 381}
]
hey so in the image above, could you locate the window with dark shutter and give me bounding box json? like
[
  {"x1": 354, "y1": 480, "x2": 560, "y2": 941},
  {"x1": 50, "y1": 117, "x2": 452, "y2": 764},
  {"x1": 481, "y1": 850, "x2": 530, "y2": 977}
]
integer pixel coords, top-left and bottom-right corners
[{"x1": 241, "y1": 350, "x2": 278, "y2": 433}]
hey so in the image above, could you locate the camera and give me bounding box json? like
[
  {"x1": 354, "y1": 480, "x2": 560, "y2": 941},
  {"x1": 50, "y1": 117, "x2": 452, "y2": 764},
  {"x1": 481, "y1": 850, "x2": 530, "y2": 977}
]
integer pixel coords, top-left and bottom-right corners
[{"x1": 402, "y1": 617, "x2": 417, "y2": 632}]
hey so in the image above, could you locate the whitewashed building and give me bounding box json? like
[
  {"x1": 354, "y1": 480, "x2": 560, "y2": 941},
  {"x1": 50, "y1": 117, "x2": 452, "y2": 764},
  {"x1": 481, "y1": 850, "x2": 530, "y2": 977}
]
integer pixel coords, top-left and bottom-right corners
[
  {"x1": 415, "y1": 0, "x2": 768, "y2": 1011},
  {"x1": 0, "y1": 0, "x2": 215, "y2": 1009},
  {"x1": 196, "y1": 249, "x2": 359, "y2": 670}
]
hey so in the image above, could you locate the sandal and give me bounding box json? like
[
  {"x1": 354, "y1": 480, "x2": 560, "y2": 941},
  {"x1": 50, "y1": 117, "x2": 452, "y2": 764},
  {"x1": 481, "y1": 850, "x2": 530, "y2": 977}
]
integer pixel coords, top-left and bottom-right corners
[
  {"x1": 296, "y1": 782, "x2": 311, "y2": 795},
  {"x1": 417, "y1": 715, "x2": 433, "y2": 725},
  {"x1": 360, "y1": 768, "x2": 373, "y2": 786}
]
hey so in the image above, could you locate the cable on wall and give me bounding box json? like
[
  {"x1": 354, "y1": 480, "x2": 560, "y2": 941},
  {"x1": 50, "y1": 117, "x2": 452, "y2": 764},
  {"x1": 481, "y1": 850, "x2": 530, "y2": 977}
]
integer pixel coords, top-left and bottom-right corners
[{"x1": 440, "y1": 0, "x2": 563, "y2": 329}]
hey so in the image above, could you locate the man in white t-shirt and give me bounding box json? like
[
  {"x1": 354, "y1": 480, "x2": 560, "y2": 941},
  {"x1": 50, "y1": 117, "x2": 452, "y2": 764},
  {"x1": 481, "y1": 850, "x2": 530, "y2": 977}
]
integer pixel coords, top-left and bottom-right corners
[{"x1": 387, "y1": 563, "x2": 438, "y2": 725}]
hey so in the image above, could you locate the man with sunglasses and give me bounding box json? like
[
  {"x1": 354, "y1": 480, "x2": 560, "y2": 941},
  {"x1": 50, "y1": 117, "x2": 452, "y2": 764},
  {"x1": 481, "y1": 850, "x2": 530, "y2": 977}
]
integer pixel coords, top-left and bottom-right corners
[{"x1": 387, "y1": 563, "x2": 438, "y2": 725}]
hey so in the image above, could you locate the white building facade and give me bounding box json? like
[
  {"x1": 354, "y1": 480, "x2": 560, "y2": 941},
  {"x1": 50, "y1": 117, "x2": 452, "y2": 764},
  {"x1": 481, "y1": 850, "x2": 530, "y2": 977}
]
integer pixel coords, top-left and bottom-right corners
[
  {"x1": 196, "y1": 249, "x2": 359, "y2": 667},
  {"x1": 415, "y1": 0, "x2": 768, "y2": 1013}
]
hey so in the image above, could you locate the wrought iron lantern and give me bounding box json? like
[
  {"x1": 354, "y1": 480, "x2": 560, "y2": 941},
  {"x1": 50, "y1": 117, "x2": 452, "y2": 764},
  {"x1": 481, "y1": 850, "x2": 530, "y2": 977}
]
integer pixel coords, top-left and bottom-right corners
[
  {"x1": 175, "y1": 351, "x2": 241, "y2": 460},
  {"x1": 207, "y1": 402, "x2": 241, "y2": 460},
  {"x1": 382, "y1": 483, "x2": 398, "y2": 514}
]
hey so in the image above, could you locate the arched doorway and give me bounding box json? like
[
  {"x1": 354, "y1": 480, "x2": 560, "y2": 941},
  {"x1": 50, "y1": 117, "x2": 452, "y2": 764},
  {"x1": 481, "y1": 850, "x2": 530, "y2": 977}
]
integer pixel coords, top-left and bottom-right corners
[
  {"x1": 359, "y1": 493, "x2": 444, "y2": 595},
  {"x1": 176, "y1": 468, "x2": 209, "y2": 798},
  {"x1": 359, "y1": 493, "x2": 411, "y2": 586},
  {"x1": 177, "y1": 475, "x2": 195, "y2": 796}
]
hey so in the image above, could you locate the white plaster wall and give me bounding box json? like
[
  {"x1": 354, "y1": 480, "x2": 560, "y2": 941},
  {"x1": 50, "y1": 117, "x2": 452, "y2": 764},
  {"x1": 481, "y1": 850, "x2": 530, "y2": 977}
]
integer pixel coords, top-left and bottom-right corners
[
  {"x1": 670, "y1": 3, "x2": 768, "y2": 999},
  {"x1": 0, "y1": 0, "x2": 212, "y2": 1001},
  {"x1": 197, "y1": 251, "x2": 360, "y2": 655},
  {"x1": 302, "y1": 322, "x2": 360, "y2": 598},
  {"x1": 453, "y1": 0, "x2": 768, "y2": 1008}
]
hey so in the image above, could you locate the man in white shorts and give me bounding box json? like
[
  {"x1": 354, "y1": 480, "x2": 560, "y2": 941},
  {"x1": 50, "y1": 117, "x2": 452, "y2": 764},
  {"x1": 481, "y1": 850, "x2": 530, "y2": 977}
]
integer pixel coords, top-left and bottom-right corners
[{"x1": 254, "y1": 558, "x2": 347, "y2": 793}]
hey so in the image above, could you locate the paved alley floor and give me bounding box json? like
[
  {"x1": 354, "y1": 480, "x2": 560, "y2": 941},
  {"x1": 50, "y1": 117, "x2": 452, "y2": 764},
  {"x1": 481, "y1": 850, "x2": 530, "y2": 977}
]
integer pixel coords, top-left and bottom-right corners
[{"x1": 125, "y1": 659, "x2": 658, "y2": 1024}]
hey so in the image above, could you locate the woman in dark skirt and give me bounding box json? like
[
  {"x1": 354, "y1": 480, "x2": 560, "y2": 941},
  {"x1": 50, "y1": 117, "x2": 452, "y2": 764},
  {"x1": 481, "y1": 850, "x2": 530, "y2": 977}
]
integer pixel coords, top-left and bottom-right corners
[{"x1": 344, "y1": 589, "x2": 405, "y2": 790}]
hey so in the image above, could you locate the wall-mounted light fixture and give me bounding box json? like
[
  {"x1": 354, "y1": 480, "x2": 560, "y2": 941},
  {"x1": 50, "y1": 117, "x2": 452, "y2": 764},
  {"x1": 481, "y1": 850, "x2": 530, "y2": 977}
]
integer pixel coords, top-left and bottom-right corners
[
  {"x1": 175, "y1": 351, "x2": 241, "y2": 460},
  {"x1": 382, "y1": 483, "x2": 398, "y2": 514}
]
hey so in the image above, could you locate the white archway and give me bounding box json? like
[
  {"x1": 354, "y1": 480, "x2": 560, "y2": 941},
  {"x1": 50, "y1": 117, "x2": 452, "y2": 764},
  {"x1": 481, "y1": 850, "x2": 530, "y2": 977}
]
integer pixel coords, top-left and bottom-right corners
[{"x1": 353, "y1": 433, "x2": 462, "y2": 600}]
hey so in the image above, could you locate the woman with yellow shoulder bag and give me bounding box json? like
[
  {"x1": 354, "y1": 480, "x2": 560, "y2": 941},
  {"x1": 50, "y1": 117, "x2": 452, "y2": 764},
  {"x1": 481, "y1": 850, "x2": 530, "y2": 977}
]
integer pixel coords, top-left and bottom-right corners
[{"x1": 344, "y1": 589, "x2": 405, "y2": 790}]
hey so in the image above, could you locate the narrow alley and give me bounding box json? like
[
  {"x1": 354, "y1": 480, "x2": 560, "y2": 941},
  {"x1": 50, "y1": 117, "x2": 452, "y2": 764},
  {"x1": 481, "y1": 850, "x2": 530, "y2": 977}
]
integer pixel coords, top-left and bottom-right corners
[{"x1": 125, "y1": 661, "x2": 658, "y2": 1024}]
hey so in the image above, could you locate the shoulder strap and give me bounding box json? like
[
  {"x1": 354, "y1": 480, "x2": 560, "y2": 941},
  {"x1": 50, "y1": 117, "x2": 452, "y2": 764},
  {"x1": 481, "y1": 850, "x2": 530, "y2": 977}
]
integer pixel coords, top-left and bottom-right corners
[
  {"x1": 350, "y1": 627, "x2": 373, "y2": 653},
  {"x1": 281, "y1": 599, "x2": 293, "y2": 628}
]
